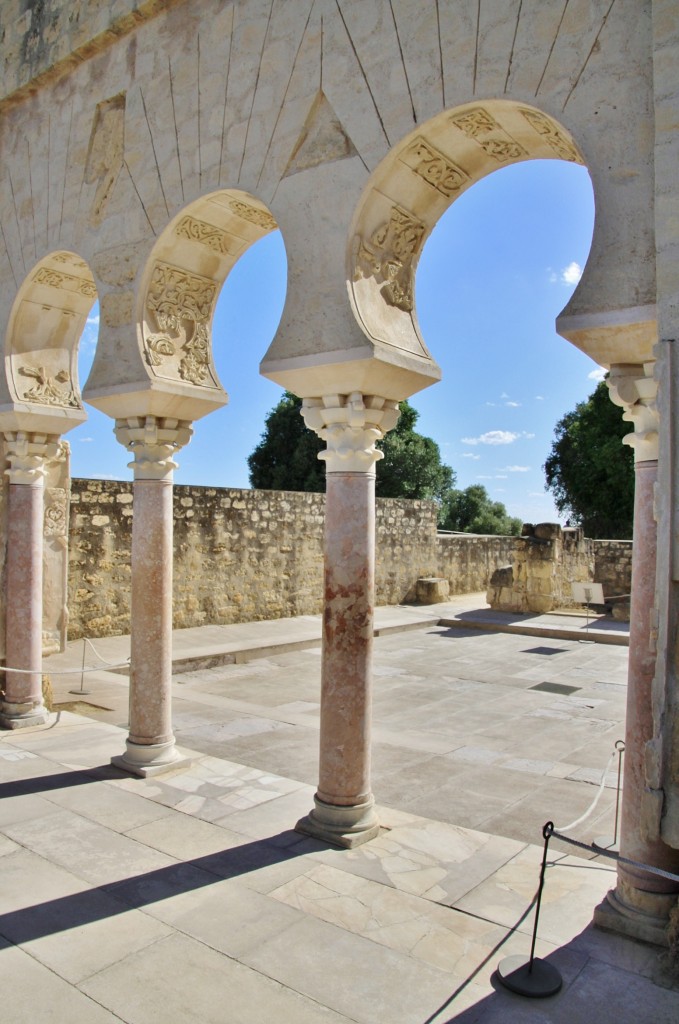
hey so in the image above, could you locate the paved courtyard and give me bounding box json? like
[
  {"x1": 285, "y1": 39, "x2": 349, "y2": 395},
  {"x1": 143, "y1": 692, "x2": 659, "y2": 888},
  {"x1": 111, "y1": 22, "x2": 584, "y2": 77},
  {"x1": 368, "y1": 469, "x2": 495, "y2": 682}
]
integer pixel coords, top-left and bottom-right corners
[{"x1": 2, "y1": 600, "x2": 677, "y2": 1022}]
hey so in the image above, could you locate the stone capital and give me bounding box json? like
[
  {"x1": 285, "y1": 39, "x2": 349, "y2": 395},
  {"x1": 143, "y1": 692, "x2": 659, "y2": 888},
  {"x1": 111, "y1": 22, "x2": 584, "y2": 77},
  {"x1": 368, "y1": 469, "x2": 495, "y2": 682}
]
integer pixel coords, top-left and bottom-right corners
[
  {"x1": 301, "y1": 393, "x2": 400, "y2": 474},
  {"x1": 115, "y1": 416, "x2": 193, "y2": 480},
  {"x1": 3, "y1": 430, "x2": 60, "y2": 485},
  {"x1": 607, "y1": 362, "x2": 658, "y2": 463}
]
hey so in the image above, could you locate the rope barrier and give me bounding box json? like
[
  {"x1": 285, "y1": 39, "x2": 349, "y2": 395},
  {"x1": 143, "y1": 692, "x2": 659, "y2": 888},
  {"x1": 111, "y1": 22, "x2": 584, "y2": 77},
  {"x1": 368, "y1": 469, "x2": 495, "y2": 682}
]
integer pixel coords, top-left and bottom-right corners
[
  {"x1": 553, "y1": 746, "x2": 618, "y2": 833},
  {"x1": 547, "y1": 823, "x2": 679, "y2": 884},
  {"x1": 1, "y1": 636, "x2": 130, "y2": 676}
]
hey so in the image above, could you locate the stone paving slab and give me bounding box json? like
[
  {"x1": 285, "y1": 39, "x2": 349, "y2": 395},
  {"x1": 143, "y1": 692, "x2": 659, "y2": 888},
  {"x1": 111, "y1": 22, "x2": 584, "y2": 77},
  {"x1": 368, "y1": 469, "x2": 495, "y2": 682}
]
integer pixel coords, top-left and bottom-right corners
[{"x1": 1, "y1": 713, "x2": 677, "y2": 1024}]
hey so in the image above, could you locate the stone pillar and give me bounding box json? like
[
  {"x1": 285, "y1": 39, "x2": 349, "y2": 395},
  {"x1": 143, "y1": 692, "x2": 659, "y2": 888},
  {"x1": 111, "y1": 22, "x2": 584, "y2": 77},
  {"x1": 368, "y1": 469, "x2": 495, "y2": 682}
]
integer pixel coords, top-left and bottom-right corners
[
  {"x1": 296, "y1": 393, "x2": 399, "y2": 847},
  {"x1": 111, "y1": 416, "x2": 192, "y2": 776},
  {"x1": 0, "y1": 431, "x2": 59, "y2": 729},
  {"x1": 595, "y1": 365, "x2": 679, "y2": 944}
]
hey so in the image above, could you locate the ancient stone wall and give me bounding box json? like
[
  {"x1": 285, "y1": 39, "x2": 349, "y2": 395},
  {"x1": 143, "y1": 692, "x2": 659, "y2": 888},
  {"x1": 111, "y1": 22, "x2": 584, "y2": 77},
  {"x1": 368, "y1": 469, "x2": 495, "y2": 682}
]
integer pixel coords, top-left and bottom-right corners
[
  {"x1": 592, "y1": 538, "x2": 633, "y2": 597},
  {"x1": 486, "y1": 524, "x2": 633, "y2": 615},
  {"x1": 436, "y1": 533, "x2": 518, "y2": 597},
  {"x1": 67, "y1": 480, "x2": 516, "y2": 638}
]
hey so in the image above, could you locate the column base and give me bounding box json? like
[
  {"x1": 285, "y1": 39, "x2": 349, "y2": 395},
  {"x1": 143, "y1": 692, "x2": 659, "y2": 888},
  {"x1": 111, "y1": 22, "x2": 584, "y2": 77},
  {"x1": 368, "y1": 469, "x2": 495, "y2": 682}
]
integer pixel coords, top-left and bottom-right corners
[
  {"x1": 593, "y1": 885, "x2": 674, "y2": 947},
  {"x1": 0, "y1": 700, "x2": 50, "y2": 730},
  {"x1": 295, "y1": 794, "x2": 381, "y2": 849},
  {"x1": 111, "y1": 738, "x2": 191, "y2": 778}
]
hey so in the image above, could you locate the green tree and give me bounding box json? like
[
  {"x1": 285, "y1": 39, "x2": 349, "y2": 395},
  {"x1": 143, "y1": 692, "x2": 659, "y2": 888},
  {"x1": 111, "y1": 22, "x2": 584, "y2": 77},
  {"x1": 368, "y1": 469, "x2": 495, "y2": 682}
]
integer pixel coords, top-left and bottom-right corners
[
  {"x1": 440, "y1": 483, "x2": 522, "y2": 536},
  {"x1": 543, "y1": 380, "x2": 634, "y2": 538},
  {"x1": 248, "y1": 392, "x2": 455, "y2": 502}
]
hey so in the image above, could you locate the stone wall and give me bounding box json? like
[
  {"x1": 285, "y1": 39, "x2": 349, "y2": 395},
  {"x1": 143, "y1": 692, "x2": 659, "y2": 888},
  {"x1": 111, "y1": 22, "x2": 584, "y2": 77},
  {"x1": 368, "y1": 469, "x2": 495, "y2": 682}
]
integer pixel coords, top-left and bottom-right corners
[
  {"x1": 593, "y1": 539, "x2": 633, "y2": 597},
  {"x1": 67, "y1": 480, "x2": 515, "y2": 639},
  {"x1": 66, "y1": 482, "x2": 634, "y2": 638},
  {"x1": 486, "y1": 524, "x2": 633, "y2": 615}
]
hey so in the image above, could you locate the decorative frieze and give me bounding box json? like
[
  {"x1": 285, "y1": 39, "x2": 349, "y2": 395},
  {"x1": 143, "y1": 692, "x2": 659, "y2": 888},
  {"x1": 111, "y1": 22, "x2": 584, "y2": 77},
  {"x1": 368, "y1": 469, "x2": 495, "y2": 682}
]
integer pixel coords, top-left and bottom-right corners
[
  {"x1": 18, "y1": 365, "x2": 79, "y2": 408},
  {"x1": 355, "y1": 204, "x2": 425, "y2": 312},
  {"x1": 33, "y1": 267, "x2": 97, "y2": 299},
  {"x1": 450, "y1": 107, "x2": 526, "y2": 163},
  {"x1": 228, "y1": 199, "x2": 277, "y2": 231},
  {"x1": 143, "y1": 261, "x2": 217, "y2": 387},
  {"x1": 400, "y1": 137, "x2": 469, "y2": 198},
  {"x1": 520, "y1": 109, "x2": 581, "y2": 163},
  {"x1": 302, "y1": 393, "x2": 400, "y2": 473},
  {"x1": 44, "y1": 487, "x2": 68, "y2": 536},
  {"x1": 174, "y1": 215, "x2": 240, "y2": 256}
]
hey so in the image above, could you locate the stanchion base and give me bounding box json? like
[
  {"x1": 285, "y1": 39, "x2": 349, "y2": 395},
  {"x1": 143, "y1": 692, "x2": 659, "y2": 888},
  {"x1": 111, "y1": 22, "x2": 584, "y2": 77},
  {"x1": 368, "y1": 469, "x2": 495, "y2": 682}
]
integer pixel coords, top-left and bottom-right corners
[
  {"x1": 68, "y1": 689, "x2": 92, "y2": 696},
  {"x1": 593, "y1": 835, "x2": 619, "y2": 853},
  {"x1": 497, "y1": 956, "x2": 562, "y2": 998}
]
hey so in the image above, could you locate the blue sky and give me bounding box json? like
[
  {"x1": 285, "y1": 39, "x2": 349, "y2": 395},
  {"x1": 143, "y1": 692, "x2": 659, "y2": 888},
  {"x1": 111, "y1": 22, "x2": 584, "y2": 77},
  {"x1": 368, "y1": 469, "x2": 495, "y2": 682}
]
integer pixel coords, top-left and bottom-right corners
[{"x1": 73, "y1": 158, "x2": 602, "y2": 524}]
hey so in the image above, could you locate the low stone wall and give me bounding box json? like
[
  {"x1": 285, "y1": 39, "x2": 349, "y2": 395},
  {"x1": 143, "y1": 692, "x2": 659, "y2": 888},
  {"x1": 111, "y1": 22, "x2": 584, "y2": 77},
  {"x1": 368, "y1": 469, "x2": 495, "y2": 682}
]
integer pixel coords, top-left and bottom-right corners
[
  {"x1": 67, "y1": 480, "x2": 517, "y2": 639},
  {"x1": 436, "y1": 533, "x2": 518, "y2": 596},
  {"x1": 66, "y1": 482, "x2": 634, "y2": 638},
  {"x1": 486, "y1": 524, "x2": 633, "y2": 615}
]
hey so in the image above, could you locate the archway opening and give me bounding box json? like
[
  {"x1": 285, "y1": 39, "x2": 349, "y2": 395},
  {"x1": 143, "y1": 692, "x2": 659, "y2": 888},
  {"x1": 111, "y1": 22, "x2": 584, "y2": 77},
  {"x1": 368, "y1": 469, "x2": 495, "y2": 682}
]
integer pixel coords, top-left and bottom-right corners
[{"x1": 414, "y1": 157, "x2": 595, "y2": 526}]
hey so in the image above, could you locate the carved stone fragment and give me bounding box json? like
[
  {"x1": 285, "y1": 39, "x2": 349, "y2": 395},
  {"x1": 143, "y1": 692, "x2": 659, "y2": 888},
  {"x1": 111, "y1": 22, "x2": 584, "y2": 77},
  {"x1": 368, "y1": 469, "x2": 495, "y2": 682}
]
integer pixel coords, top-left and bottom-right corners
[
  {"x1": 520, "y1": 108, "x2": 581, "y2": 163},
  {"x1": 450, "y1": 106, "x2": 527, "y2": 163},
  {"x1": 18, "y1": 365, "x2": 79, "y2": 408},
  {"x1": 228, "y1": 200, "x2": 277, "y2": 231},
  {"x1": 400, "y1": 137, "x2": 469, "y2": 197},
  {"x1": 33, "y1": 267, "x2": 97, "y2": 299},
  {"x1": 355, "y1": 204, "x2": 425, "y2": 312},
  {"x1": 143, "y1": 261, "x2": 216, "y2": 387},
  {"x1": 174, "y1": 215, "x2": 237, "y2": 256}
]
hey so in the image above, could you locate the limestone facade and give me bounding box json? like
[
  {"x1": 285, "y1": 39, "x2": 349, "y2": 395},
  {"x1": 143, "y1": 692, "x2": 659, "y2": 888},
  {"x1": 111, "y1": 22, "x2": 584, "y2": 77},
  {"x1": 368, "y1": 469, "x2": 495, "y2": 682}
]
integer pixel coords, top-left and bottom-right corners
[{"x1": 1, "y1": 0, "x2": 678, "y2": 934}]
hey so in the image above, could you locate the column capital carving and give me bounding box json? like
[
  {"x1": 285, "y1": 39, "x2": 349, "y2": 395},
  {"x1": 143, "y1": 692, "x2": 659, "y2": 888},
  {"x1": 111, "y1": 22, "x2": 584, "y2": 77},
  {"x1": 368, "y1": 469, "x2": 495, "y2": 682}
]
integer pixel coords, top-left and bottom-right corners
[
  {"x1": 301, "y1": 393, "x2": 400, "y2": 474},
  {"x1": 115, "y1": 416, "x2": 193, "y2": 480},
  {"x1": 3, "y1": 430, "x2": 60, "y2": 485},
  {"x1": 607, "y1": 362, "x2": 658, "y2": 463}
]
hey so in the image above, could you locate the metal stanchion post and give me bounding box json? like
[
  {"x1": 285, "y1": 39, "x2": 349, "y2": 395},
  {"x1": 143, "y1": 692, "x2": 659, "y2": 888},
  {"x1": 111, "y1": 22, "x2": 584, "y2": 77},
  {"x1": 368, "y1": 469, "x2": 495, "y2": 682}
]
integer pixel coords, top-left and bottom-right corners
[
  {"x1": 69, "y1": 637, "x2": 92, "y2": 696},
  {"x1": 496, "y1": 822, "x2": 563, "y2": 998},
  {"x1": 593, "y1": 740, "x2": 625, "y2": 853}
]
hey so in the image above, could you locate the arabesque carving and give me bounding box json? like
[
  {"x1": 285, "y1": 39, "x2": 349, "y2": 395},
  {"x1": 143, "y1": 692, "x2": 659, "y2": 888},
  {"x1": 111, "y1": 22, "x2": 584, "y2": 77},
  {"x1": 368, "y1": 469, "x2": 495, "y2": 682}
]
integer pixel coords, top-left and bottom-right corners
[
  {"x1": 355, "y1": 204, "x2": 425, "y2": 312},
  {"x1": 44, "y1": 488, "x2": 67, "y2": 537},
  {"x1": 18, "y1": 365, "x2": 79, "y2": 408},
  {"x1": 400, "y1": 138, "x2": 469, "y2": 197},
  {"x1": 228, "y1": 199, "x2": 277, "y2": 231},
  {"x1": 450, "y1": 107, "x2": 526, "y2": 163},
  {"x1": 520, "y1": 109, "x2": 581, "y2": 163},
  {"x1": 143, "y1": 261, "x2": 216, "y2": 387},
  {"x1": 174, "y1": 215, "x2": 235, "y2": 256},
  {"x1": 33, "y1": 267, "x2": 97, "y2": 299},
  {"x1": 52, "y1": 252, "x2": 89, "y2": 270}
]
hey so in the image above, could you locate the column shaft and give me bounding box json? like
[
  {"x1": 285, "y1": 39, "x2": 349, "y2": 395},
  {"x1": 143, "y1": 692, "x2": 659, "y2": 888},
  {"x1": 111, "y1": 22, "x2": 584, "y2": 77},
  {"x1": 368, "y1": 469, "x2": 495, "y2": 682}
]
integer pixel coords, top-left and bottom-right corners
[
  {"x1": 1, "y1": 480, "x2": 48, "y2": 727},
  {"x1": 128, "y1": 478, "x2": 174, "y2": 748},
  {"x1": 596, "y1": 460, "x2": 679, "y2": 942},
  {"x1": 317, "y1": 471, "x2": 375, "y2": 807}
]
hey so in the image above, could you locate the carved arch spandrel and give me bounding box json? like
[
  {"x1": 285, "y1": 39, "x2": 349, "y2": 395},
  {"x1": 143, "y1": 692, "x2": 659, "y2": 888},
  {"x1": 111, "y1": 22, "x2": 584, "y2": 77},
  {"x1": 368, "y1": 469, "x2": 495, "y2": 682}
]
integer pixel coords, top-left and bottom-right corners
[
  {"x1": 2, "y1": 250, "x2": 96, "y2": 431},
  {"x1": 136, "y1": 188, "x2": 278, "y2": 403},
  {"x1": 347, "y1": 99, "x2": 586, "y2": 357}
]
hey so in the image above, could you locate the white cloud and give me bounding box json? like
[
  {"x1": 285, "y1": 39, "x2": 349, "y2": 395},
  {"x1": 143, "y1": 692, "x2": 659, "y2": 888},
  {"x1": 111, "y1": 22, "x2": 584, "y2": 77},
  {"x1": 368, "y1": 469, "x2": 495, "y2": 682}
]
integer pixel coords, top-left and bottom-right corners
[
  {"x1": 529, "y1": 491, "x2": 547, "y2": 497},
  {"x1": 505, "y1": 401, "x2": 521, "y2": 408},
  {"x1": 535, "y1": 395, "x2": 545, "y2": 401},
  {"x1": 562, "y1": 261, "x2": 583, "y2": 285},
  {"x1": 495, "y1": 474, "x2": 508, "y2": 479},
  {"x1": 485, "y1": 401, "x2": 497, "y2": 407},
  {"x1": 522, "y1": 432, "x2": 536, "y2": 440},
  {"x1": 462, "y1": 430, "x2": 520, "y2": 446},
  {"x1": 79, "y1": 437, "x2": 94, "y2": 443},
  {"x1": 548, "y1": 262, "x2": 583, "y2": 286},
  {"x1": 86, "y1": 313, "x2": 100, "y2": 326},
  {"x1": 500, "y1": 392, "x2": 509, "y2": 399},
  {"x1": 495, "y1": 488, "x2": 506, "y2": 493},
  {"x1": 503, "y1": 465, "x2": 530, "y2": 472},
  {"x1": 462, "y1": 452, "x2": 481, "y2": 459},
  {"x1": 588, "y1": 365, "x2": 607, "y2": 382},
  {"x1": 477, "y1": 475, "x2": 493, "y2": 480}
]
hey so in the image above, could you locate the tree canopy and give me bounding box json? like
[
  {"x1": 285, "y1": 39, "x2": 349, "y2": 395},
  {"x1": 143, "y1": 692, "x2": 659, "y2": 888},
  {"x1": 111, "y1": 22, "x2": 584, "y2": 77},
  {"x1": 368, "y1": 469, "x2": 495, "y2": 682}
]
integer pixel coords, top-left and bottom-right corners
[
  {"x1": 247, "y1": 393, "x2": 454, "y2": 501},
  {"x1": 440, "y1": 483, "x2": 522, "y2": 536},
  {"x1": 248, "y1": 391, "x2": 522, "y2": 536},
  {"x1": 543, "y1": 380, "x2": 634, "y2": 539}
]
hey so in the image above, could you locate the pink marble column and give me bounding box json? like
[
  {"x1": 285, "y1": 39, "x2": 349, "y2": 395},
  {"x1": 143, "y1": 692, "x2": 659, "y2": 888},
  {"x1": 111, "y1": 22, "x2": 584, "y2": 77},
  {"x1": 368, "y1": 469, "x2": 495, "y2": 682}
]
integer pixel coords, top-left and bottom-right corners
[
  {"x1": 111, "y1": 416, "x2": 192, "y2": 776},
  {"x1": 296, "y1": 393, "x2": 399, "y2": 847},
  {"x1": 595, "y1": 366, "x2": 679, "y2": 944},
  {"x1": 1, "y1": 432, "x2": 58, "y2": 729}
]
